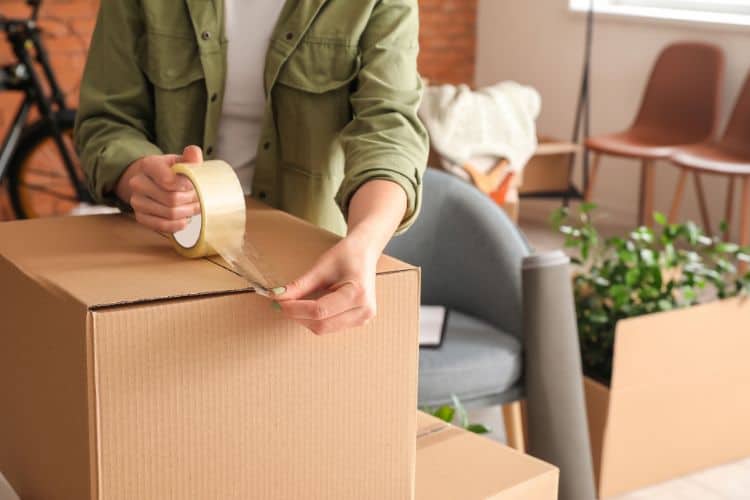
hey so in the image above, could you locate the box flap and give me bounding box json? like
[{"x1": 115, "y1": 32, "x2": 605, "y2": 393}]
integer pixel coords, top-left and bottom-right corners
[
  {"x1": 0, "y1": 215, "x2": 248, "y2": 308},
  {"x1": 416, "y1": 412, "x2": 558, "y2": 499},
  {"x1": 0, "y1": 202, "x2": 413, "y2": 308},
  {"x1": 597, "y1": 297, "x2": 750, "y2": 497},
  {"x1": 219, "y1": 200, "x2": 413, "y2": 284}
]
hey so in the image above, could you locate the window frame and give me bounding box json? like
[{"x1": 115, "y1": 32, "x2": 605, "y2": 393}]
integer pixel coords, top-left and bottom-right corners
[{"x1": 569, "y1": 0, "x2": 750, "y2": 27}]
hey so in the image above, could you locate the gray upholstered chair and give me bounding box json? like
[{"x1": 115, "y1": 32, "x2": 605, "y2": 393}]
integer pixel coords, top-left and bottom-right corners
[{"x1": 386, "y1": 168, "x2": 530, "y2": 449}]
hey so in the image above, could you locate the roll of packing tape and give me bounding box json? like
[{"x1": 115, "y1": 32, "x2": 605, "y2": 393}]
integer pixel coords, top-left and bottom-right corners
[{"x1": 171, "y1": 160, "x2": 246, "y2": 259}]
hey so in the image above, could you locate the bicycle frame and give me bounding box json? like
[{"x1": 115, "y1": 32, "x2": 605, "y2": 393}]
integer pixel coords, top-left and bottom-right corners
[{"x1": 0, "y1": 3, "x2": 91, "y2": 202}]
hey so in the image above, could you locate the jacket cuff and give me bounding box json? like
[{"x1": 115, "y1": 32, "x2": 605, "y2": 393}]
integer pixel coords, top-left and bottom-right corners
[
  {"x1": 335, "y1": 161, "x2": 422, "y2": 234},
  {"x1": 88, "y1": 136, "x2": 163, "y2": 207}
]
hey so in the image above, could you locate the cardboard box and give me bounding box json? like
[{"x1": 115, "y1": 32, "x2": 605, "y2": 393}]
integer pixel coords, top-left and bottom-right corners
[
  {"x1": 518, "y1": 136, "x2": 579, "y2": 195},
  {"x1": 583, "y1": 297, "x2": 750, "y2": 498},
  {"x1": 0, "y1": 202, "x2": 420, "y2": 500},
  {"x1": 416, "y1": 412, "x2": 558, "y2": 499}
]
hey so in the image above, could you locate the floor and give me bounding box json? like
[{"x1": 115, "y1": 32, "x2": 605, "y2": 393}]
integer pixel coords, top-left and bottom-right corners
[{"x1": 463, "y1": 199, "x2": 750, "y2": 500}]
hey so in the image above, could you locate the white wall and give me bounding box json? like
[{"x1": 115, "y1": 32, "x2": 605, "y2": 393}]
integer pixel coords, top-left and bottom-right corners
[{"x1": 476, "y1": 0, "x2": 749, "y2": 238}]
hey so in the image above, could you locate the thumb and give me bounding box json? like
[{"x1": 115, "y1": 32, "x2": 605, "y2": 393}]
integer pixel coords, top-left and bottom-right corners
[
  {"x1": 182, "y1": 145, "x2": 204, "y2": 164},
  {"x1": 277, "y1": 263, "x2": 329, "y2": 301}
]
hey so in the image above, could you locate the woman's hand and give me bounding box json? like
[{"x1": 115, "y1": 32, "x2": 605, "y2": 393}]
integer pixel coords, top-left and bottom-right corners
[
  {"x1": 115, "y1": 145, "x2": 203, "y2": 233},
  {"x1": 275, "y1": 179, "x2": 408, "y2": 335},
  {"x1": 275, "y1": 236, "x2": 379, "y2": 335}
]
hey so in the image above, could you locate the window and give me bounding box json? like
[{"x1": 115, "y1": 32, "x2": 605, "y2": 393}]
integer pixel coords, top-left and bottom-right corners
[{"x1": 570, "y1": 0, "x2": 750, "y2": 26}]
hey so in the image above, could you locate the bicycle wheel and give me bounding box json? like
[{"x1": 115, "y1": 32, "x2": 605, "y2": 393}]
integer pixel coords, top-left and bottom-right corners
[{"x1": 7, "y1": 109, "x2": 86, "y2": 219}]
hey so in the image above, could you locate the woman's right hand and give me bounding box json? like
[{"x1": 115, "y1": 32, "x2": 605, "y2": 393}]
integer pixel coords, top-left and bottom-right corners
[{"x1": 115, "y1": 145, "x2": 203, "y2": 233}]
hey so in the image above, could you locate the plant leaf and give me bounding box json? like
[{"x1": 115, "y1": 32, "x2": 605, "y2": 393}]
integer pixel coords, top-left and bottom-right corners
[
  {"x1": 580, "y1": 201, "x2": 598, "y2": 214},
  {"x1": 466, "y1": 424, "x2": 490, "y2": 434},
  {"x1": 433, "y1": 405, "x2": 454, "y2": 423}
]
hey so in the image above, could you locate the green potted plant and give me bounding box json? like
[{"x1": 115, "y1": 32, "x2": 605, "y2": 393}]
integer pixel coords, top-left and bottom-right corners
[
  {"x1": 552, "y1": 203, "x2": 750, "y2": 385},
  {"x1": 551, "y1": 204, "x2": 750, "y2": 498}
]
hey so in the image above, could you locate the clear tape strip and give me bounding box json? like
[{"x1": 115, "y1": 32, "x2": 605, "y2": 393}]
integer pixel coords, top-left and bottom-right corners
[{"x1": 170, "y1": 161, "x2": 284, "y2": 298}]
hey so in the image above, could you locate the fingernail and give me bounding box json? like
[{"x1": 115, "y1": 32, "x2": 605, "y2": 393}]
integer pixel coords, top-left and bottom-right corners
[
  {"x1": 271, "y1": 301, "x2": 282, "y2": 312},
  {"x1": 271, "y1": 286, "x2": 287, "y2": 296}
]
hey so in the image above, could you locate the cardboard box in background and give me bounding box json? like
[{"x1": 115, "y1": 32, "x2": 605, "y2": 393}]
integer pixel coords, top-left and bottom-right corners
[
  {"x1": 0, "y1": 203, "x2": 420, "y2": 500},
  {"x1": 583, "y1": 297, "x2": 750, "y2": 498},
  {"x1": 518, "y1": 136, "x2": 579, "y2": 196},
  {"x1": 416, "y1": 412, "x2": 558, "y2": 499}
]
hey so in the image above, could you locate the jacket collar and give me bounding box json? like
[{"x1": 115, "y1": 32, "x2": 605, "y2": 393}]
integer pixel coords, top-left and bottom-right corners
[{"x1": 183, "y1": 0, "x2": 328, "y2": 96}]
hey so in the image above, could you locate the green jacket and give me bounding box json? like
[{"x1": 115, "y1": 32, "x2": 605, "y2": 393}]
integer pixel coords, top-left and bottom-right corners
[{"x1": 75, "y1": 0, "x2": 428, "y2": 235}]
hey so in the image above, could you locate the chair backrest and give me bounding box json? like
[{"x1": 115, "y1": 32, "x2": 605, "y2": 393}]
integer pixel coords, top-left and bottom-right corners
[
  {"x1": 632, "y1": 42, "x2": 724, "y2": 143},
  {"x1": 720, "y1": 69, "x2": 750, "y2": 155},
  {"x1": 385, "y1": 168, "x2": 531, "y2": 341}
]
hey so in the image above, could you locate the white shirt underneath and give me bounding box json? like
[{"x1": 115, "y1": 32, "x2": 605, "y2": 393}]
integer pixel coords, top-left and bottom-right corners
[{"x1": 215, "y1": 0, "x2": 285, "y2": 194}]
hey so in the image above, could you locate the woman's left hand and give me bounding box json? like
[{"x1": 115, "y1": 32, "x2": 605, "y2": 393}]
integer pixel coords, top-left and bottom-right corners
[
  {"x1": 274, "y1": 236, "x2": 378, "y2": 335},
  {"x1": 273, "y1": 179, "x2": 408, "y2": 335}
]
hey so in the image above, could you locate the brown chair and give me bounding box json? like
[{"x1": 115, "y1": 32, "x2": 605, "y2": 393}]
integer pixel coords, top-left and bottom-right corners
[
  {"x1": 669, "y1": 70, "x2": 750, "y2": 250},
  {"x1": 585, "y1": 42, "x2": 725, "y2": 226}
]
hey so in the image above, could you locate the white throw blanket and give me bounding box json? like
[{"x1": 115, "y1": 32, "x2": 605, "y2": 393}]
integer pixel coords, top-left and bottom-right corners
[{"x1": 419, "y1": 81, "x2": 542, "y2": 176}]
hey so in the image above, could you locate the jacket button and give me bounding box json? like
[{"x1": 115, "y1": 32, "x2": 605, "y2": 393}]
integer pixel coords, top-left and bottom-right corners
[
  {"x1": 201, "y1": 31, "x2": 212, "y2": 41},
  {"x1": 210, "y1": 93, "x2": 218, "y2": 102},
  {"x1": 259, "y1": 191, "x2": 267, "y2": 200},
  {"x1": 285, "y1": 32, "x2": 294, "y2": 41},
  {"x1": 263, "y1": 141, "x2": 271, "y2": 150},
  {"x1": 206, "y1": 146, "x2": 213, "y2": 155}
]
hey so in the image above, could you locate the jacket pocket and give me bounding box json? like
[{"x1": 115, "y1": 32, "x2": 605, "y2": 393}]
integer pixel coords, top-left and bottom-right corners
[
  {"x1": 273, "y1": 41, "x2": 358, "y2": 178},
  {"x1": 140, "y1": 31, "x2": 204, "y2": 89},
  {"x1": 276, "y1": 41, "x2": 361, "y2": 94},
  {"x1": 138, "y1": 31, "x2": 206, "y2": 152}
]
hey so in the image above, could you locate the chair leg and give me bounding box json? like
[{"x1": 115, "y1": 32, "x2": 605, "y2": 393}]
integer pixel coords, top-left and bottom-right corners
[
  {"x1": 669, "y1": 168, "x2": 688, "y2": 224},
  {"x1": 724, "y1": 176, "x2": 736, "y2": 241},
  {"x1": 502, "y1": 401, "x2": 526, "y2": 453},
  {"x1": 638, "y1": 160, "x2": 655, "y2": 226},
  {"x1": 584, "y1": 153, "x2": 601, "y2": 202},
  {"x1": 740, "y1": 177, "x2": 750, "y2": 274},
  {"x1": 693, "y1": 172, "x2": 713, "y2": 236}
]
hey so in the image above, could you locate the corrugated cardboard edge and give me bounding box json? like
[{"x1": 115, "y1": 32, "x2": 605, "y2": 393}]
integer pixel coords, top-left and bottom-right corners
[
  {"x1": 416, "y1": 413, "x2": 559, "y2": 500},
  {"x1": 492, "y1": 468, "x2": 560, "y2": 500},
  {"x1": 596, "y1": 297, "x2": 750, "y2": 498},
  {"x1": 0, "y1": 255, "x2": 93, "y2": 499},
  {"x1": 87, "y1": 312, "x2": 101, "y2": 500},
  {"x1": 583, "y1": 376, "x2": 610, "y2": 497}
]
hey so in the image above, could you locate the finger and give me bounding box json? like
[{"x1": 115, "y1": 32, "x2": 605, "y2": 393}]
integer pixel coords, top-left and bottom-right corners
[
  {"x1": 165, "y1": 153, "x2": 196, "y2": 191},
  {"x1": 134, "y1": 211, "x2": 190, "y2": 233},
  {"x1": 277, "y1": 264, "x2": 330, "y2": 300},
  {"x1": 296, "y1": 306, "x2": 376, "y2": 336},
  {"x1": 131, "y1": 194, "x2": 200, "y2": 221},
  {"x1": 141, "y1": 159, "x2": 183, "y2": 191},
  {"x1": 182, "y1": 145, "x2": 204, "y2": 164},
  {"x1": 130, "y1": 174, "x2": 198, "y2": 207},
  {"x1": 278, "y1": 282, "x2": 361, "y2": 320},
  {"x1": 161, "y1": 154, "x2": 182, "y2": 166}
]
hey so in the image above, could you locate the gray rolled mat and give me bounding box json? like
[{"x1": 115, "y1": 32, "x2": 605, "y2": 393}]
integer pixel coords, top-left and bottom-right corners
[{"x1": 522, "y1": 251, "x2": 596, "y2": 500}]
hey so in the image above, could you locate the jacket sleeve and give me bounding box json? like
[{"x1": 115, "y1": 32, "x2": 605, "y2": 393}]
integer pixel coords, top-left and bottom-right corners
[
  {"x1": 74, "y1": 0, "x2": 162, "y2": 205},
  {"x1": 335, "y1": 0, "x2": 429, "y2": 233}
]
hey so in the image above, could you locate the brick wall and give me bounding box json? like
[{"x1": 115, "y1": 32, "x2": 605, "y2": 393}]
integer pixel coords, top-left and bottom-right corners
[
  {"x1": 0, "y1": 0, "x2": 477, "y2": 220},
  {"x1": 418, "y1": 0, "x2": 478, "y2": 85},
  {"x1": 0, "y1": 0, "x2": 98, "y2": 220}
]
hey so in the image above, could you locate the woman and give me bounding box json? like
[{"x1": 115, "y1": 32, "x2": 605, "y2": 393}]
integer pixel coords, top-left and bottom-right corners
[{"x1": 75, "y1": 0, "x2": 428, "y2": 334}]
